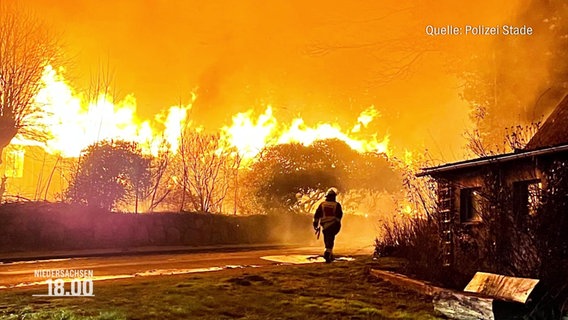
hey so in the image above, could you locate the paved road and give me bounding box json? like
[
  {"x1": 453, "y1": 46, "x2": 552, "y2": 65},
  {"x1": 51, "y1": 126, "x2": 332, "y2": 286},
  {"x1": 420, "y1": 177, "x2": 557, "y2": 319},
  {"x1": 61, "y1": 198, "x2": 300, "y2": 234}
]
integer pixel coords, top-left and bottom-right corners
[{"x1": 0, "y1": 245, "x2": 372, "y2": 289}]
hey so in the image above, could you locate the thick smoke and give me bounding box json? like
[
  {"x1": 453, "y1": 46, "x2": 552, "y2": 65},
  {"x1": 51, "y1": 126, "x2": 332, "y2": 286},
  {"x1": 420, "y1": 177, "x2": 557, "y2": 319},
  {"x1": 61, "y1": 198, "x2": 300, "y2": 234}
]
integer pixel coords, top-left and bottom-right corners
[
  {"x1": 20, "y1": 1, "x2": 566, "y2": 161},
  {"x1": 462, "y1": 0, "x2": 568, "y2": 150}
]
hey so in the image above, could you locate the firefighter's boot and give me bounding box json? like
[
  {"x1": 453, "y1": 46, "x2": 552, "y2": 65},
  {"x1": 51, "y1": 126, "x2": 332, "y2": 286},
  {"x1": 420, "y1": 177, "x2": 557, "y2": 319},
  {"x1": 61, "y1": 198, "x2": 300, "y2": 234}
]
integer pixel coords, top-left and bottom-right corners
[{"x1": 323, "y1": 249, "x2": 332, "y2": 263}]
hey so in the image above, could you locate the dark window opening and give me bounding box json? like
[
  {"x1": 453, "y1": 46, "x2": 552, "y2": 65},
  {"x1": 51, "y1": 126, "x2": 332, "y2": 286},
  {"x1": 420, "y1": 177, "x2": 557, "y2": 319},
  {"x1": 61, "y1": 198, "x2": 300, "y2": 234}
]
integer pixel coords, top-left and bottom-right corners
[
  {"x1": 513, "y1": 179, "x2": 542, "y2": 217},
  {"x1": 460, "y1": 187, "x2": 482, "y2": 223}
]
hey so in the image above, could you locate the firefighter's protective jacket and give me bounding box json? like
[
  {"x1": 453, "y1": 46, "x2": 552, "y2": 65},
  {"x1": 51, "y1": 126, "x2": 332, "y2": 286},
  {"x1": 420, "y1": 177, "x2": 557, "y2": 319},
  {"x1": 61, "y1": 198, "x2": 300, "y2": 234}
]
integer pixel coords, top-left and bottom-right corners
[{"x1": 313, "y1": 200, "x2": 343, "y2": 230}]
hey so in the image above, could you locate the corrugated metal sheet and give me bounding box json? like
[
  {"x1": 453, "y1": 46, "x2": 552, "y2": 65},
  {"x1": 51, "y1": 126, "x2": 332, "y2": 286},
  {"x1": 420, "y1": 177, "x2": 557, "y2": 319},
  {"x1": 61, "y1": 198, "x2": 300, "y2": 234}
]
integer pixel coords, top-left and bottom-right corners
[{"x1": 464, "y1": 272, "x2": 539, "y2": 304}]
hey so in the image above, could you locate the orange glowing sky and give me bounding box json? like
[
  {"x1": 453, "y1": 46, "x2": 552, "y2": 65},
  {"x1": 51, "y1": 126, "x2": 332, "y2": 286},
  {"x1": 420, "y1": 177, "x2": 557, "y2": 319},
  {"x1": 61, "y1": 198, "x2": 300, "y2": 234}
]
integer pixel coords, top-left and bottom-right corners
[{"x1": 25, "y1": 0, "x2": 539, "y2": 162}]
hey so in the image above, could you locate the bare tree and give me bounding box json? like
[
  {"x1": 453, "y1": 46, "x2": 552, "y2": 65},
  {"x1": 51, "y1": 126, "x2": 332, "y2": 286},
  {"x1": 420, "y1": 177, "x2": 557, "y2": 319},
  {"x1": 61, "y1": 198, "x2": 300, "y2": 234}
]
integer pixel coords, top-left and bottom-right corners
[
  {"x1": 146, "y1": 145, "x2": 174, "y2": 212},
  {"x1": 465, "y1": 122, "x2": 542, "y2": 158},
  {"x1": 0, "y1": 3, "x2": 58, "y2": 164},
  {"x1": 177, "y1": 129, "x2": 239, "y2": 212},
  {"x1": 176, "y1": 130, "x2": 238, "y2": 213},
  {"x1": 231, "y1": 152, "x2": 243, "y2": 215}
]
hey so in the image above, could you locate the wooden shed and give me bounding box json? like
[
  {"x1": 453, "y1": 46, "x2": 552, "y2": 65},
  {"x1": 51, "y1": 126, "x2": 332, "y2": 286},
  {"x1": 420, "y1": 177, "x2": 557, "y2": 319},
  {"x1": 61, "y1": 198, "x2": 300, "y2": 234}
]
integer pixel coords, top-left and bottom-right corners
[{"x1": 417, "y1": 94, "x2": 568, "y2": 270}]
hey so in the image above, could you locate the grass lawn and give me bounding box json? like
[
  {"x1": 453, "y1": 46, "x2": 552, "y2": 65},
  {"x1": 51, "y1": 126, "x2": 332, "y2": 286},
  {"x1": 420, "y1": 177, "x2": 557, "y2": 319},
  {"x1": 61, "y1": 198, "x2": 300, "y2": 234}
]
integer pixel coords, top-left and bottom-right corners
[{"x1": 0, "y1": 256, "x2": 443, "y2": 319}]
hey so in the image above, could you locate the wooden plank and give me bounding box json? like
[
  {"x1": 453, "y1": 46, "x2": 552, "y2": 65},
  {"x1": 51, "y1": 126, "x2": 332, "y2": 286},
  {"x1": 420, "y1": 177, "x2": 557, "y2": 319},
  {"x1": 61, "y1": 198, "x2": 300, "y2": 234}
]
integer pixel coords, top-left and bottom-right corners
[
  {"x1": 369, "y1": 269, "x2": 496, "y2": 320},
  {"x1": 368, "y1": 269, "x2": 445, "y2": 297},
  {"x1": 464, "y1": 272, "x2": 539, "y2": 304}
]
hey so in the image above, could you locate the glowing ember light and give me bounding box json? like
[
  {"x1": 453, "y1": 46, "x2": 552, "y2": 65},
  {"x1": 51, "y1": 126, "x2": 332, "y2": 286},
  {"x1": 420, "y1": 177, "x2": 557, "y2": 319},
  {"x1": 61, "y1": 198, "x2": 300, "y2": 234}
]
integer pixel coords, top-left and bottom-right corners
[
  {"x1": 404, "y1": 149, "x2": 414, "y2": 166},
  {"x1": 402, "y1": 204, "x2": 413, "y2": 215},
  {"x1": 4, "y1": 148, "x2": 24, "y2": 178}
]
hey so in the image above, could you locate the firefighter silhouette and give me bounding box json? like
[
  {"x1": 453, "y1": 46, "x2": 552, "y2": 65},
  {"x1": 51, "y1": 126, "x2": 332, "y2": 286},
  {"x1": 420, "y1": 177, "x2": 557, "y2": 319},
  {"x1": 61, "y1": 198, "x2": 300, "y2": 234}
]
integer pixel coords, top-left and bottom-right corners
[{"x1": 313, "y1": 187, "x2": 343, "y2": 263}]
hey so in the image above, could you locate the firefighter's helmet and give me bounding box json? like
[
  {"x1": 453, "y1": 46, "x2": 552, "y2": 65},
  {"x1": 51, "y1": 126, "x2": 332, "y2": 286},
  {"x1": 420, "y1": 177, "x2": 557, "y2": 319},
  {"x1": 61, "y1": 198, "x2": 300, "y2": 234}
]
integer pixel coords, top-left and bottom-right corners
[{"x1": 326, "y1": 187, "x2": 338, "y2": 197}]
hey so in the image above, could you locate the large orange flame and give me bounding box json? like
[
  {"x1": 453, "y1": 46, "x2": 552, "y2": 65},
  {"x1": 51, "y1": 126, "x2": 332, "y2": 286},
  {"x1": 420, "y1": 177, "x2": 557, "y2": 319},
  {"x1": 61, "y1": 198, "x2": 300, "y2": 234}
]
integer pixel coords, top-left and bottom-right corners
[
  {"x1": 13, "y1": 65, "x2": 190, "y2": 157},
  {"x1": 12, "y1": 65, "x2": 391, "y2": 162},
  {"x1": 221, "y1": 105, "x2": 390, "y2": 160}
]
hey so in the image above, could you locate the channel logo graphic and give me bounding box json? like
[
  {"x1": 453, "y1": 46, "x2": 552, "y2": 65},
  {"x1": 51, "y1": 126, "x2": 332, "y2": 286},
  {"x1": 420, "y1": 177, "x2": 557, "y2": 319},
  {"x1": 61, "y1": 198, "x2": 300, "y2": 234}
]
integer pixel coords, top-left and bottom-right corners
[{"x1": 32, "y1": 269, "x2": 95, "y2": 297}]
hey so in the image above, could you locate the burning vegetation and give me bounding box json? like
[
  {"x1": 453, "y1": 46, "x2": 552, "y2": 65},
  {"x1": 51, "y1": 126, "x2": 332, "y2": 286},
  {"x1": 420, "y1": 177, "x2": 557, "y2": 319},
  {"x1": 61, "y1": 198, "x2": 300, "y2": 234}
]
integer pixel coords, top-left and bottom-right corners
[
  {"x1": 1, "y1": 0, "x2": 568, "y2": 316},
  {"x1": 1, "y1": 62, "x2": 398, "y2": 217},
  {"x1": 0, "y1": 4, "x2": 397, "y2": 216}
]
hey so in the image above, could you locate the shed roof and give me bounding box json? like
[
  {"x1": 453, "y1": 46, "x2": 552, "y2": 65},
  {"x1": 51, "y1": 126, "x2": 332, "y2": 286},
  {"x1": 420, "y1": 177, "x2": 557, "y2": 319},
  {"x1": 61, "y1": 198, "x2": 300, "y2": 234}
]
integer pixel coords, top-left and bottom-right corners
[
  {"x1": 525, "y1": 94, "x2": 568, "y2": 150},
  {"x1": 418, "y1": 93, "x2": 568, "y2": 177},
  {"x1": 416, "y1": 143, "x2": 568, "y2": 177}
]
